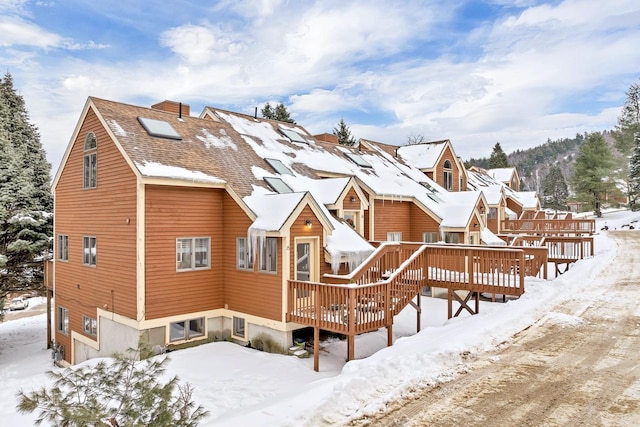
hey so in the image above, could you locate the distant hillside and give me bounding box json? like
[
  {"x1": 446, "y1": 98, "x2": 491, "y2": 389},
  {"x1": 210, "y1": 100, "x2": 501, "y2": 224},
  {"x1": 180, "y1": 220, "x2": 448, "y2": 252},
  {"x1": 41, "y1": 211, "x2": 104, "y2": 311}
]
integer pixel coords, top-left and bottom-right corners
[{"x1": 465, "y1": 130, "x2": 625, "y2": 194}]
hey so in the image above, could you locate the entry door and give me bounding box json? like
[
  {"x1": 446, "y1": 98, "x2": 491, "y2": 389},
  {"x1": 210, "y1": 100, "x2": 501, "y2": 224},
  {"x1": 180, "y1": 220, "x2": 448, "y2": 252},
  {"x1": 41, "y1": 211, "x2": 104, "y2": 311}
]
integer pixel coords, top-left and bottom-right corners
[{"x1": 295, "y1": 238, "x2": 317, "y2": 300}]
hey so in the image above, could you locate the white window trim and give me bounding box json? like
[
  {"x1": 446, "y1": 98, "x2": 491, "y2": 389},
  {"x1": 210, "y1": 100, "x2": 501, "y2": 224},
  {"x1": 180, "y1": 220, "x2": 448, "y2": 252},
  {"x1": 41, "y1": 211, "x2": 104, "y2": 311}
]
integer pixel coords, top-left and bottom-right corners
[
  {"x1": 386, "y1": 232, "x2": 402, "y2": 242},
  {"x1": 82, "y1": 236, "x2": 96, "y2": 266},
  {"x1": 176, "y1": 237, "x2": 211, "y2": 272}
]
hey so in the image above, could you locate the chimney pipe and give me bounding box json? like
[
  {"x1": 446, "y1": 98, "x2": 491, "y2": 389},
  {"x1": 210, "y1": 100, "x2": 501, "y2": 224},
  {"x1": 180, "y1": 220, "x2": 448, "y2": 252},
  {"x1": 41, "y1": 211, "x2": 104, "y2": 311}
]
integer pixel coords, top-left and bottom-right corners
[
  {"x1": 179, "y1": 102, "x2": 183, "y2": 119},
  {"x1": 255, "y1": 107, "x2": 258, "y2": 119}
]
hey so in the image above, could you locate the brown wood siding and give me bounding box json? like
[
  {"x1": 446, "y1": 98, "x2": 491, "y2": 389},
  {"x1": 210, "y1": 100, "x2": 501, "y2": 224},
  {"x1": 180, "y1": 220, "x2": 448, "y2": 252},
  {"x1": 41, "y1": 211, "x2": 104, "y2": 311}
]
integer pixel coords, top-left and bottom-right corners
[
  {"x1": 144, "y1": 185, "x2": 223, "y2": 319},
  {"x1": 221, "y1": 192, "x2": 282, "y2": 321},
  {"x1": 409, "y1": 204, "x2": 440, "y2": 242},
  {"x1": 342, "y1": 187, "x2": 360, "y2": 210},
  {"x1": 434, "y1": 145, "x2": 461, "y2": 191},
  {"x1": 54, "y1": 108, "x2": 138, "y2": 362},
  {"x1": 372, "y1": 200, "x2": 411, "y2": 241},
  {"x1": 506, "y1": 198, "x2": 523, "y2": 218}
]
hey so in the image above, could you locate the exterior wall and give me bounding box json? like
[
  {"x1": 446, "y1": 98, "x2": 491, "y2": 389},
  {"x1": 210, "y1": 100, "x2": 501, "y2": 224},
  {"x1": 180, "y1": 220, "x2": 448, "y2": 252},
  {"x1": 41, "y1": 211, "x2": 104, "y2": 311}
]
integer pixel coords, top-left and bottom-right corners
[
  {"x1": 409, "y1": 204, "x2": 440, "y2": 242},
  {"x1": 290, "y1": 205, "x2": 324, "y2": 278},
  {"x1": 506, "y1": 198, "x2": 523, "y2": 218},
  {"x1": 222, "y1": 191, "x2": 283, "y2": 322},
  {"x1": 144, "y1": 185, "x2": 223, "y2": 319},
  {"x1": 54, "y1": 108, "x2": 138, "y2": 363},
  {"x1": 74, "y1": 315, "x2": 141, "y2": 364},
  {"x1": 433, "y1": 145, "x2": 462, "y2": 192},
  {"x1": 373, "y1": 199, "x2": 411, "y2": 241}
]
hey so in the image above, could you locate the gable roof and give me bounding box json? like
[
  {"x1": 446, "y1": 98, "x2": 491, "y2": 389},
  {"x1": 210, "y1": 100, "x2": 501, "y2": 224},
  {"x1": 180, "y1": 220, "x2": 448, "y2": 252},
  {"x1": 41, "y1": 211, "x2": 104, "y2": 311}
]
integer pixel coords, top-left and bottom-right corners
[{"x1": 394, "y1": 139, "x2": 453, "y2": 170}]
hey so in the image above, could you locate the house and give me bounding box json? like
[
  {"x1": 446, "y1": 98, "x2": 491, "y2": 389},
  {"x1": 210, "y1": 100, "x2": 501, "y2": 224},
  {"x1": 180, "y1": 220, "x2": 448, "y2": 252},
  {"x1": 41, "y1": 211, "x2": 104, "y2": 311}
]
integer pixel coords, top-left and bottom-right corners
[
  {"x1": 51, "y1": 98, "x2": 498, "y2": 365},
  {"x1": 487, "y1": 167, "x2": 520, "y2": 191}
]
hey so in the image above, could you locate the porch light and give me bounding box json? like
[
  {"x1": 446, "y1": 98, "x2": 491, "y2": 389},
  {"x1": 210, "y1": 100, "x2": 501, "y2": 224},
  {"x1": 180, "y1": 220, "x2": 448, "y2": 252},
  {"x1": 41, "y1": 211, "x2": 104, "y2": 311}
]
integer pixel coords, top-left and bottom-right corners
[
  {"x1": 473, "y1": 222, "x2": 479, "y2": 228},
  {"x1": 305, "y1": 219, "x2": 313, "y2": 228},
  {"x1": 349, "y1": 196, "x2": 356, "y2": 202}
]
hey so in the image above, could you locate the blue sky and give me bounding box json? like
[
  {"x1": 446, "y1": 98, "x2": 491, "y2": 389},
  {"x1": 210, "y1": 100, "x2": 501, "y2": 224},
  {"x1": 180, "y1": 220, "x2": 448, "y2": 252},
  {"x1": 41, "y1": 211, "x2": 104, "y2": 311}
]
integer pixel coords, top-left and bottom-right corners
[{"x1": 1, "y1": 0, "x2": 639, "y2": 175}]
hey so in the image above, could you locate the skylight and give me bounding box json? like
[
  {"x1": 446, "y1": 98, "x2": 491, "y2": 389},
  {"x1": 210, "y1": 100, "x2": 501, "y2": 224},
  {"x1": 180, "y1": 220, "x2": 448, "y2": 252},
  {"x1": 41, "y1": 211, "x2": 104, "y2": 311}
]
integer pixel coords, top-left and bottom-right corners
[
  {"x1": 138, "y1": 117, "x2": 182, "y2": 140},
  {"x1": 344, "y1": 152, "x2": 372, "y2": 168},
  {"x1": 427, "y1": 193, "x2": 443, "y2": 204},
  {"x1": 265, "y1": 158, "x2": 293, "y2": 175},
  {"x1": 280, "y1": 129, "x2": 307, "y2": 144},
  {"x1": 264, "y1": 177, "x2": 293, "y2": 194},
  {"x1": 420, "y1": 181, "x2": 439, "y2": 193}
]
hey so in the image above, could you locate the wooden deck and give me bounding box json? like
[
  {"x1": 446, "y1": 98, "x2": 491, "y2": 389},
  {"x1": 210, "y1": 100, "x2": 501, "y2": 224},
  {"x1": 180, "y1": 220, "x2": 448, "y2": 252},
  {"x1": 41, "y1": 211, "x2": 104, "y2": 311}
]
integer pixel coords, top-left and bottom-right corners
[
  {"x1": 509, "y1": 234, "x2": 595, "y2": 275},
  {"x1": 501, "y1": 218, "x2": 595, "y2": 235},
  {"x1": 287, "y1": 242, "x2": 548, "y2": 371}
]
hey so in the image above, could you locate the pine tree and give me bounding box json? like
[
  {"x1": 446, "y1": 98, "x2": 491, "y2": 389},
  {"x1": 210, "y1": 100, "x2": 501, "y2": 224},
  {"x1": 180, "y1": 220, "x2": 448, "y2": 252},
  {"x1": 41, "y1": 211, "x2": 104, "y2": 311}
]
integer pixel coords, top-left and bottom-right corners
[
  {"x1": 628, "y1": 133, "x2": 640, "y2": 211},
  {"x1": 333, "y1": 118, "x2": 356, "y2": 146},
  {"x1": 17, "y1": 345, "x2": 209, "y2": 426},
  {"x1": 542, "y1": 165, "x2": 569, "y2": 211},
  {"x1": 571, "y1": 133, "x2": 616, "y2": 217},
  {"x1": 0, "y1": 72, "x2": 53, "y2": 301},
  {"x1": 488, "y1": 142, "x2": 509, "y2": 168},
  {"x1": 613, "y1": 80, "x2": 640, "y2": 156},
  {"x1": 261, "y1": 102, "x2": 295, "y2": 124}
]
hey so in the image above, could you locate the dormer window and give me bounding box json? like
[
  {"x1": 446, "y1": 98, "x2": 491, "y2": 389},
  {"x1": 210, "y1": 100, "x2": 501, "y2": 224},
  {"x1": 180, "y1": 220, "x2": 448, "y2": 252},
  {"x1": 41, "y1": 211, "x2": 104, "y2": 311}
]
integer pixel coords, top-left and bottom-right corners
[
  {"x1": 443, "y1": 160, "x2": 453, "y2": 191},
  {"x1": 83, "y1": 132, "x2": 97, "y2": 189}
]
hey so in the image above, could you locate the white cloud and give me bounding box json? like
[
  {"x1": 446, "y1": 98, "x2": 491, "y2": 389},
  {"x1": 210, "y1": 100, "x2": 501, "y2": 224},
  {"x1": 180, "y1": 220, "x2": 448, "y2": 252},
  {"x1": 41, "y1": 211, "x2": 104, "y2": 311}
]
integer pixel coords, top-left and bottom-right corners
[{"x1": 0, "y1": 16, "x2": 60, "y2": 48}]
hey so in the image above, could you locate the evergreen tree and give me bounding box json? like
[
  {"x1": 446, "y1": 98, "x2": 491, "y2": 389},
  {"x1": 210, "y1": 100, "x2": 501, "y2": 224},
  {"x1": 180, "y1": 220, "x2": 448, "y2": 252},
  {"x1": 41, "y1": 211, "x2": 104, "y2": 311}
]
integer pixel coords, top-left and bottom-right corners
[
  {"x1": 628, "y1": 133, "x2": 640, "y2": 211},
  {"x1": 333, "y1": 118, "x2": 356, "y2": 146},
  {"x1": 488, "y1": 142, "x2": 509, "y2": 168},
  {"x1": 0, "y1": 72, "x2": 53, "y2": 300},
  {"x1": 542, "y1": 165, "x2": 569, "y2": 211},
  {"x1": 571, "y1": 133, "x2": 616, "y2": 217},
  {"x1": 613, "y1": 80, "x2": 640, "y2": 156},
  {"x1": 261, "y1": 102, "x2": 295, "y2": 124},
  {"x1": 17, "y1": 346, "x2": 209, "y2": 426}
]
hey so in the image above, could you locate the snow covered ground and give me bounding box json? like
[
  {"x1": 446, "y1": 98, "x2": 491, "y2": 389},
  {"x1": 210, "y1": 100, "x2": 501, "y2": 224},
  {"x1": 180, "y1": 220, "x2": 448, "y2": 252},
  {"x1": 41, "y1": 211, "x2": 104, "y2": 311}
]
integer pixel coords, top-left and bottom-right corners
[{"x1": 1, "y1": 209, "x2": 638, "y2": 426}]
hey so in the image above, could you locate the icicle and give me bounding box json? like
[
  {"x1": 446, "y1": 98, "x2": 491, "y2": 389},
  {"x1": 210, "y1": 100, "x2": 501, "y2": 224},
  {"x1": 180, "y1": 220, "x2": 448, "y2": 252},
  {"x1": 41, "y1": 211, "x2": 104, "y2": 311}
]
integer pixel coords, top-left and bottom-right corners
[{"x1": 247, "y1": 227, "x2": 267, "y2": 265}]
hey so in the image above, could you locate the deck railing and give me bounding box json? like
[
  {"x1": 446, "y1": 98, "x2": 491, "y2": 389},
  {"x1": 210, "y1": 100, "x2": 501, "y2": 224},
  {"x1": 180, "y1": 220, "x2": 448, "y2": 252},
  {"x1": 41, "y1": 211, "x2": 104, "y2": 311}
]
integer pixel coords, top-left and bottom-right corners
[{"x1": 500, "y1": 218, "x2": 595, "y2": 235}]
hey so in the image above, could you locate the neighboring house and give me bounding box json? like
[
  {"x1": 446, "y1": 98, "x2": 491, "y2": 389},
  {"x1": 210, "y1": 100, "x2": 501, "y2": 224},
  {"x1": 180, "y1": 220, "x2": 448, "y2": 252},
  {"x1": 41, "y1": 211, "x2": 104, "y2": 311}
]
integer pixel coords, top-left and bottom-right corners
[
  {"x1": 51, "y1": 98, "x2": 496, "y2": 365},
  {"x1": 371, "y1": 139, "x2": 468, "y2": 192},
  {"x1": 487, "y1": 167, "x2": 520, "y2": 191}
]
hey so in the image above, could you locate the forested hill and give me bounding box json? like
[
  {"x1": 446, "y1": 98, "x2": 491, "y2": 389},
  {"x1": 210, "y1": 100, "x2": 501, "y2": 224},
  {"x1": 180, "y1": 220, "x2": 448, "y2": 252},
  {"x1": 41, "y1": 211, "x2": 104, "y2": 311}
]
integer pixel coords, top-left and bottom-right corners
[{"x1": 466, "y1": 130, "x2": 618, "y2": 193}]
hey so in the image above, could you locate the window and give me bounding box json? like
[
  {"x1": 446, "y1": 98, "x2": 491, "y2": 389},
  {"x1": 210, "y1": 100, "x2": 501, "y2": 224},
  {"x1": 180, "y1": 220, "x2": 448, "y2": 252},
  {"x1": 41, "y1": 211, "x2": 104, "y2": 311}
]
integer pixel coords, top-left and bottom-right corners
[
  {"x1": 265, "y1": 158, "x2": 293, "y2": 175},
  {"x1": 422, "y1": 232, "x2": 439, "y2": 243},
  {"x1": 83, "y1": 316, "x2": 97, "y2": 336},
  {"x1": 57, "y1": 306, "x2": 69, "y2": 335},
  {"x1": 176, "y1": 237, "x2": 210, "y2": 271},
  {"x1": 444, "y1": 232, "x2": 460, "y2": 244},
  {"x1": 264, "y1": 177, "x2": 293, "y2": 193},
  {"x1": 138, "y1": 117, "x2": 182, "y2": 140},
  {"x1": 443, "y1": 160, "x2": 452, "y2": 191},
  {"x1": 170, "y1": 317, "x2": 205, "y2": 342},
  {"x1": 280, "y1": 129, "x2": 307, "y2": 143},
  {"x1": 387, "y1": 232, "x2": 402, "y2": 242},
  {"x1": 57, "y1": 234, "x2": 69, "y2": 261},
  {"x1": 236, "y1": 237, "x2": 253, "y2": 270},
  {"x1": 344, "y1": 212, "x2": 357, "y2": 229},
  {"x1": 233, "y1": 317, "x2": 246, "y2": 339},
  {"x1": 488, "y1": 207, "x2": 497, "y2": 219},
  {"x1": 83, "y1": 236, "x2": 96, "y2": 266},
  {"x1": 83, "y1": 133, "x2": 97, "y2": 189},
  {"x1": 344, "y1": 152, "x2": 373, "y2": 168},
  {"x1": 259, "y1": 237, "x2": 277, "y2": 273}
]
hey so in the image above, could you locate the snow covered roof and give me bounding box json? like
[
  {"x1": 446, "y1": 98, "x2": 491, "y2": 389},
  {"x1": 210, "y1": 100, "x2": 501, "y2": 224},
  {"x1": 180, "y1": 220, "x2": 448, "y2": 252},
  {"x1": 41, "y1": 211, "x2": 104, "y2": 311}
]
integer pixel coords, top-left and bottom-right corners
[
  {"x1": 395, "y1": 140, "x2": 451, "y2": 170},
  {"x1": 488, "y1": 167, "x2": 517, "y2": 183}
]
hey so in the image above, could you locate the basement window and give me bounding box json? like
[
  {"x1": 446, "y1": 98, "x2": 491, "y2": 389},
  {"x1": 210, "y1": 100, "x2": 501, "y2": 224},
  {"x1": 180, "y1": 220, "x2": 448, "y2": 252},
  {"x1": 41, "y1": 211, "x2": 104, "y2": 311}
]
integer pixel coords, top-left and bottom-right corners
[{"x1": 138, "y1": 117, "x2": 182, "y2": 140}]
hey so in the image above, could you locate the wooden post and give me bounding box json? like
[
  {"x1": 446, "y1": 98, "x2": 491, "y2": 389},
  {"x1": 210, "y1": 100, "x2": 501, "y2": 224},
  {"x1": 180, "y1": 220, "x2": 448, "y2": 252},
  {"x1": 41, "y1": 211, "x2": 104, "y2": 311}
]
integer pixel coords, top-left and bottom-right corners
[{"x1": 314, "y1": 326, "x2": 319, "y2": 372}]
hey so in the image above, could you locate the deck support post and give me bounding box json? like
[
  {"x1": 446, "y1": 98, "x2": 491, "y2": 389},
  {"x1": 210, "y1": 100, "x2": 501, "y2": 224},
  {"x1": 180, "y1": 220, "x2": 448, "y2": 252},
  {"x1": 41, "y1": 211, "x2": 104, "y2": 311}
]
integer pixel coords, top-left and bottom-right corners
[
  {"x1": 313, "y1": 327, "x2": 319, "y2": 372},
  {"x1": 387, "y1": 324, "x2": 393, "y2": 347},
  {"x1": 347, "y1": 335, "x2": 355, "y2": 361}
]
